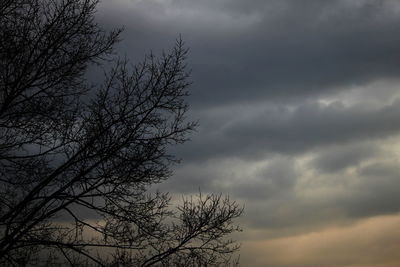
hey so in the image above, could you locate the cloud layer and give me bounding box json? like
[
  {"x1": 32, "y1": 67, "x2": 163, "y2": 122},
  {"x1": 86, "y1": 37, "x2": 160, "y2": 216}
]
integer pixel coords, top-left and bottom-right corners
[{"x1": 97, "y1": 1, "x2": 400, "y2": 266}]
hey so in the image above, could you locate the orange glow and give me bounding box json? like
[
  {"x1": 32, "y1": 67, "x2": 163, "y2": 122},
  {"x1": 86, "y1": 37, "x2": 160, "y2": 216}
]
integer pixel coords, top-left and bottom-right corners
[{"x1": 240, "y1": 214, "x2": 400, "y2": 267}]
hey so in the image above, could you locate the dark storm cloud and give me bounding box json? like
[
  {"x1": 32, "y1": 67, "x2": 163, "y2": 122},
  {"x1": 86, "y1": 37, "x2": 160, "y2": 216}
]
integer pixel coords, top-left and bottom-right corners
[
  {"x1": 237, "y1": 153, "x2": 400, "y2": 232},
  {"x1": 99, "y1": 0, "x2": 400, "y2": 107},
  {"x1": 326, "y1": 160, "x2": 400, "y2": 220},
  {"x1": 190, "y1": 0, "x2": 400, "y2": 106},
  {"x1": 176, "y1": 100, "x2": 400, "y2": 162},
  {"x1": 221, "y1": 157, "x2": 297, "y2": 200},
  {"x1": 165, "y1": 144, "x2": 400, "y2": 234},
  {"x1": 310, "y1": 143, "x2": 380, "y2": 173},
  {"x1": 244, "y1": 179, "x2": 400, "y2": 232},
  {"x1": 158, "y1": 155, "x2": 298, "y2": 199}
]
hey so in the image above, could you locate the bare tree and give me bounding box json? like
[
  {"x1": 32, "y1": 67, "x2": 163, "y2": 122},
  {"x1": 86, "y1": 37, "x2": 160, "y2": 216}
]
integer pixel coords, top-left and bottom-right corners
[{"x1": 0, "y1": 0, "x2": 242, "y2": 266}]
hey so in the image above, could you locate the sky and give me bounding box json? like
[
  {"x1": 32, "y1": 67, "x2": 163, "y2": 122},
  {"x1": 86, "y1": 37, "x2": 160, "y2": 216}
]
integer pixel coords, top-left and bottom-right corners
[{"x1": 97, "y1": 1, "x2": 400, "y2": 266}]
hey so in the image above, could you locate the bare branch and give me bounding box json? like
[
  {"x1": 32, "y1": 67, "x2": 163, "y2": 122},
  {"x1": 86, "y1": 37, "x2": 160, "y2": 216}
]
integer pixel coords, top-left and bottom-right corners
[{"x1": 0, "y1": 1, "x2": 242, "y2": 266}]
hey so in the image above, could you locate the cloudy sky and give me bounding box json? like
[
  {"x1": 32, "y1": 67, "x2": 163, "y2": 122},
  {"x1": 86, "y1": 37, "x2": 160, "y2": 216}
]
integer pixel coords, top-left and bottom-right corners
[{"x1": 98, "y1": 0, "x2": 400, "y2": 266}]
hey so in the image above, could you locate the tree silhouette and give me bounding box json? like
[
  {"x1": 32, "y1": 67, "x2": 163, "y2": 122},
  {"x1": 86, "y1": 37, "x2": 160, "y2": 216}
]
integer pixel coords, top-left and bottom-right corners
[{"x1": 0, "y1": 0, "x2": 242, "y2": 266}]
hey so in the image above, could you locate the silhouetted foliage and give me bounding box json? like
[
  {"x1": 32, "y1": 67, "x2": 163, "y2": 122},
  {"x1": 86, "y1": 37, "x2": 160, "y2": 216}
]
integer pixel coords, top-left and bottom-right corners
[{"x1": 0, "y1": 0, "x2": 242, "y2": 266}]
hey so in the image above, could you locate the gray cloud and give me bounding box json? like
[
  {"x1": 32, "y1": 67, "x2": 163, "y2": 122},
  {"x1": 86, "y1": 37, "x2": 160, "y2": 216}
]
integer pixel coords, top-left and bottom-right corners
[
  {"x1": 97, "y1": 1, "x2": 400, "y2": 264},
  {"x1": 240, "y1": 154, "x2": 400, "y2": 232},
  {"x1": 227, "y1": 157, "x2": 297, "y2": 200},
  {"x1": 310, "y1": 143, "x2": 380, "y2": 173},
  {"x1": 175, "y1": 100, "x2": 400, "y2": 162},
  {"x1": 99, "y1": 0, "x2": 400, "y2": 107}
]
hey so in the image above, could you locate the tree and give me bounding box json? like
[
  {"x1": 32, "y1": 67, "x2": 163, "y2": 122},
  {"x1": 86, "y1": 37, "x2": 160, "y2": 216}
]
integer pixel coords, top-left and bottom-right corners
[{"x1": 0, "y1": 0, "x2": 242, "y2": 266}]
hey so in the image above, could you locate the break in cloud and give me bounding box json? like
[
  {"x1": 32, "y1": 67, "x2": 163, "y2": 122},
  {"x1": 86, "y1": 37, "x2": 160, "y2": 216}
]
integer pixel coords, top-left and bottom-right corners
[{"x1": 97, "y1": 0, "x2": 400, "y2": 266}]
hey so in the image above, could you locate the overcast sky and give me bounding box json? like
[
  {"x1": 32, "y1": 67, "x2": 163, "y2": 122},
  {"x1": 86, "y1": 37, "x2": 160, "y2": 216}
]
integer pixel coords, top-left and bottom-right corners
[{"x1": 98, "y1": 1, "x2": 400, "y2": 266}]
